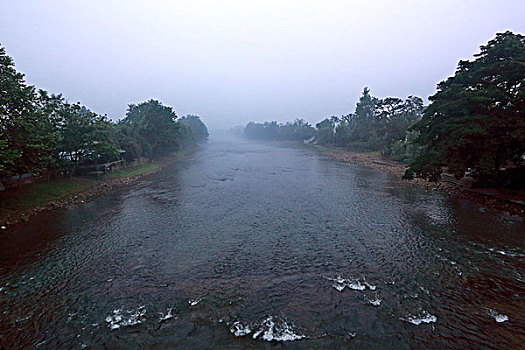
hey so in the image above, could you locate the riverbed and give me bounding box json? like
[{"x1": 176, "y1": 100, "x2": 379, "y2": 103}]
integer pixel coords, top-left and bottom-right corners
[{"x1": 1, "y1": 135, "x2": 523, "y2": 349}]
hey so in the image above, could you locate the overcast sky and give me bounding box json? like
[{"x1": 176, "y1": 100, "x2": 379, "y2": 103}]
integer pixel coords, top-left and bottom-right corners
[{"x1": 1, "y1": 1, "x2": 524, "y2": 130}]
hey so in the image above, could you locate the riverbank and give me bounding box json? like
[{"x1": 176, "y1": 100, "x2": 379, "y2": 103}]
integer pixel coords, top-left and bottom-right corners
[
  {"x1": 307, "y1": 144, "x2": 525, "y2": 217},
  {"x1": 0, "y1": 151, "x2": 192, "y2": 227}
]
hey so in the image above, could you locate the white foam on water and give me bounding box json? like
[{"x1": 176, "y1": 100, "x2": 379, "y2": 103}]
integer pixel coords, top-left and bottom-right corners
[
  {"x1": 326, "y1": 276, "x2": 367, "y2": 292},
  {"x1": 105, "y1": 306, "x2": 146, "y2": 330},
  {"x1": 366, "y1": 297, "x2": 382, "y2": 306},
  {"x1": 402, "y1": 311, "x2": 437, "y2": 325},
  {"x1": 347, "y1": 281, "x2": 366, "y2": 291},
  {"x1": 364, "y1": 281, "x2": 376, "y2": 290},
  {"x1": 488, "y1": 309, "x2": 509, "y2": 323},
  {"x1": 189, "y1": 298, "x2": 202, "y2": 306},
  {"x1": 419, "y1": 286, "x2": 430, "y2": 295},
  {"x1": 230, "y1": 321, "x2": 252, "y2": 336},
  {"x1": 159, "y1": 308, "x2": 174, "y2": 322},
  {"x1": 230, "y1": 316, "x2": 304, "y2": 342},
  {"x1": 256, "y1": 316, "x2": 304, "y2": 342},
  {"x1": 333, "y1": 283, "x2": 345, "y2": 291}
]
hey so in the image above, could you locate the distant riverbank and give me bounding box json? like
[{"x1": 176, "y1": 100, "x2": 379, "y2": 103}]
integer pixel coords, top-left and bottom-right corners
[
  {"x1": 307, "y1": 144, "x2": 525, "y2": 217},
  {"x1": 0, "y1": 151, "x2": 193, "y2": 227}
]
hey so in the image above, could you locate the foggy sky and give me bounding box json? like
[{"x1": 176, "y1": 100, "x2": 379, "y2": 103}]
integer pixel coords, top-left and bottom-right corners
[{"x1": 1, "y1": 1, "x2": 524, "y2": 130}]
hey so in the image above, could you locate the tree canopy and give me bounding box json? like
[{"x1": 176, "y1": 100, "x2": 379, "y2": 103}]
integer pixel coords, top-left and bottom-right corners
[
  {"x1": 180, "y1": 115, "x2": 209, "y2": 141},
  {"x1": 407, "y1": 31, "x2": 525, "y2": 184},
  {"x1": 314, "y1": 88, "x2": 423, "y2": 155},
  {"x1": 244, "y1": 119, "x2": 315, "y2": 141},
  {"x1": 0, "y1": 45, "x2": 208, "y2": 181},
  {"x1": 0, "y1": 47, "x2": 56, "y2": 178}
]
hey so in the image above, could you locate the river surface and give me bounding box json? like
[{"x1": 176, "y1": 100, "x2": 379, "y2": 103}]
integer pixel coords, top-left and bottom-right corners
[{"x1": 1, "y1": 135, "x2": 524, "y2": 349}]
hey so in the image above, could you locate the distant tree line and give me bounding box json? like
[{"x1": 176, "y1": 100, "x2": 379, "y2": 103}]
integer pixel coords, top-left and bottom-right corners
[
  {"x1": 244, "y1": 119, "x2": 315, "y2": 141},
  {"x1": 315, "y1": 88, "x2": 424, "y2": 159},
  {"x1": 244, "y1": 31, "x2": 525, "y2": 188},
  {"x1": 0, "y1": 45, "x2": 208, "y2": 181}
]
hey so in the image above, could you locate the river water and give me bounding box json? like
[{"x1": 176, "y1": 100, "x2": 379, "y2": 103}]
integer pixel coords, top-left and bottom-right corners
[{"x1": 1, "y1": 135, "x2": 524, "y2": 349}]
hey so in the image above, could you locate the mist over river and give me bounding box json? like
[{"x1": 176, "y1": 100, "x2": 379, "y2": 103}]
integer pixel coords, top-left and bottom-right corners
[{"x1": 1, "y1": 135, "x2": 524, "y2": 349}]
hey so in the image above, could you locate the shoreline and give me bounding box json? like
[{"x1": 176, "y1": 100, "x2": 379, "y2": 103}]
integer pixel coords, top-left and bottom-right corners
[
  {"x1": 307, "y1": 144, "x2": 525, "y2": 217},
  {"x1": 0, "y1": 151, "x2": 192, "y2": 227}
]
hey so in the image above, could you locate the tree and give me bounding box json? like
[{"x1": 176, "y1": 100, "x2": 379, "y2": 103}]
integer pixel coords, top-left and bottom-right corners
[
  {"x1": 407, "y1": 31, "x2": 525, "y2": 184},
  {"x1": 54, "y1": 102, "x2": 118, "y2": 169},
  {"x1": 122, "y1": 100, "x2": 179, "y2": 157},
  {"x1": 315, "y1": 117, "x2": 336, "y2": 145},
  {"x1": 334, "y1": 88, "x2": 423, "y2": 152},
  {"x1": 179, "y1": 114, "x2": 209, "y2": 141},
  {"x1": 244, "y1": 119, "x2": 315, "y2": 141},
  {"x1": 175, "y1": 122, "x2": 196, "y2": 150},
  {"x1": 349, "y1": 87, "x2": 380, "y2": 143},
  {"x1": 0, "y1": 46, "x2": 56, "y2": 179},
  {"x1": 374, "y1": 95, "x2": 423, "y2": 154}
]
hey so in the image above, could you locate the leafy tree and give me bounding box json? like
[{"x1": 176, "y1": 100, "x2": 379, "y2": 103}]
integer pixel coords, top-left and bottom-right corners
[
  {"x1": 54, "y1": 101, "x2": 119, "y2": 168},
  {"x1": 315, "y1": 117, "x2": 336, "y2": 145},
  {"x1": 0, "y1": 45, "x2": 206, "y2": 185},
  {"x1": 329, "y1": 88, "x2": 422, "y2": 152},
  {"x1": 244, "y1": 119, "x2": 315, "y2": 141},
  {"x1": 122, "y1": 100, "x2": 179, "y2": 157},
  {"x1": 114, "y1": 122, "x2": 145, "y2": 162},
  {"x1": 407, "y1": 31, "x2": 525, "y2": 184},
  {"x1": 180, "y1": 114, "x2": 209, "y2": 141},
  {"x1": 175, "y1": 122, "x2": 196, "y2": 150},
  {"x1": 374, "y1": 95, "x2": 423, "y2": 154},
  {"x1": 349, "y1": 87, "x2": 381, "y2": 143},
  {"x1": 0, "y1": 46, "x2": 56, "y2": 179}
]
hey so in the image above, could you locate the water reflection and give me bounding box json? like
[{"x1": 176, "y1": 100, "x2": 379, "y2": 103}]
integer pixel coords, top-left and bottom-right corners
[{"x1": 0, "y1": 135, "x2": 523, "y2": 349}]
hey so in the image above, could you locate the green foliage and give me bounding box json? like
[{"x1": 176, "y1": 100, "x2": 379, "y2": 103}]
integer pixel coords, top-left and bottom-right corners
[
  {"x1": 0, "y1": 45, "x2": 207, "y2": 182},
  {"x1": 55, "y1": 102, "x2": 119, "y2": 166},
  {"x1": 118, "y1": 100, "x2": 200, "y2": 158},
  {"x1": 315, "y1": 117, "x2": 337, "y2": 146},
  {"x1": 348, "y1": 87, "x2": 381, "y2": 144},
  {"x1": 0, "y1": 178, "x2": 96, "y2": 219},
  {"x1": 0, "y1": 46, "x2": 56, "y2": 178},
  {"x1": 175, "y1": 122, "x2": 196, "y2": 150},
  {"x1": 331, "y1": 88, "x2": 423, "y2": 152},
  {"x1": 334, "y1": 120, "x2": 353, "y2": 147},
  {"x1": 408, "y1": 31, "x2": 525, "y2": 185},
  {"x1": 244, "y1": 119, "x2": 315, "y2": 141},
  {"x1": 122, "y1": 100, "x2": 180, "y2": 157},
  {"x1": 107, "y1": 162, "x2": 162, "y2": 178},
  {"x1": 180, "y1": 115, "x2": 209, "y2": 141}
]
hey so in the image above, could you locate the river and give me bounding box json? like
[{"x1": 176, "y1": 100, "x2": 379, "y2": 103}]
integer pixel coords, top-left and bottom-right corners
[{"x1": 0, "y1": 135, "x2": 524, "y2": 349}]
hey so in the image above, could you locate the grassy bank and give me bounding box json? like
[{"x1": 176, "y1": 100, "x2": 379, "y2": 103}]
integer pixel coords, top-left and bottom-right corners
[
  {"x1": 307, "y1": 143, "x2": 406, "y2": 175},
  {"x1": 0, "y1": 162, "x2": 166, "y2": 225},
  {"x1": 106, "y1": 162, "x2": 162, "y2": 178},
  {"x1": 0, "y1": 178, "x2": 97, "y2": 221}
]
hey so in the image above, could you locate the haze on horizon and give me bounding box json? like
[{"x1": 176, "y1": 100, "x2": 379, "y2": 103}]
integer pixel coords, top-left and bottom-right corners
[{"x1": 1, "y1": 0, "x2": 523, "y2": 130}]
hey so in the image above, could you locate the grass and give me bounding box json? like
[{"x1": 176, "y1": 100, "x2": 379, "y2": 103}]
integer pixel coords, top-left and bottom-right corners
[
  {"x1": 106, "y1": 162, "x2": 162, "y2": 178},
  {"x1": 307, "y1": 144, "x2": 381, "y2": 156},
  {"x1": 0, "y1": 162, "x2": 166, "y2": 223},
  {"x1": 0, "y1": 178, "x2": 96, "y2": 220},
  {"x1": 306, "y1": 144, "x2": 346, "y2": 154}
]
